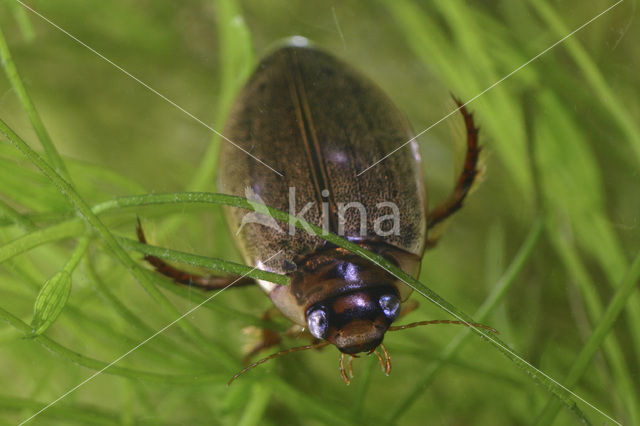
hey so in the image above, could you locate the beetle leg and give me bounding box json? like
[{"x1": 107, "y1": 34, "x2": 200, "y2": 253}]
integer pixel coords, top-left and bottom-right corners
[
  {"x1": 284, "y1": 324, "x2": 306, "y2": 338},
  {"x1": 243, "y1": 308, "x2": 283, "y2": 364},
  {"x1": 347, "y1": 354, "x2": 359, "y2": 378},
  {"x1": 243, "y1": 328, "x2": 282, "y2": 365},
  {"x1": 339, "y1": 353, "x2": 351, "y2": 384},
  {"x1": 380, "y1": 343, "x2": 392, "y2": 375},
  {"x1": 136, "y1": 218, "x2": 255, "y2": 290},
  {"x1": 372, "y1": 349, "x2": 386, "y2": 373},
  {"x1": 244, "y1": 320, "x2": 321, "y2": 364},
  {"x1": 399, "y1": 299, "x2": 419, "y2": 318},
  {"x1": 426, "y1": 98, "x2": 481, "y2": 248}
]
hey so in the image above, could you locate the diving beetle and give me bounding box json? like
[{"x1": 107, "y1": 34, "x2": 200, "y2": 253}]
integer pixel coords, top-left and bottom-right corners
[{"x1": 137, "y1": 38, "x2": 489, "y2": 384}]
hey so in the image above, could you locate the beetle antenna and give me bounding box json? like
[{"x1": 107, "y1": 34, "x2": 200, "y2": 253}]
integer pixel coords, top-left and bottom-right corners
[
  {"x1": 228, "y1": 341, "x2": 330, "y2": 386},
  {"x1": 388, "y1": 320, "x2": 498, "y2": 334}
]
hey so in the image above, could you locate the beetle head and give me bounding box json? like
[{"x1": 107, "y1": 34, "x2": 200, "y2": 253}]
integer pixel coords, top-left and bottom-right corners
[{"x1": 305, "y1": 286, "x2": 400, "y2": 354}]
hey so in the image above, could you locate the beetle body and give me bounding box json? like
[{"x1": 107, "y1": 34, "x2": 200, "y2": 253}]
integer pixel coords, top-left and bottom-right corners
[
  {"x1": 218, "y1": 43, "x2": 426, "y2": 353},
  {"x1": 138, "y1": 39, "x2": 481, "y2": 378}
]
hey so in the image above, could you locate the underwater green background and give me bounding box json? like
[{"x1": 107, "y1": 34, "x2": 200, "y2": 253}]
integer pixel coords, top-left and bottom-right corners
[{"x1": 0, "y1": 0, "x2": 639, "y2": 424}]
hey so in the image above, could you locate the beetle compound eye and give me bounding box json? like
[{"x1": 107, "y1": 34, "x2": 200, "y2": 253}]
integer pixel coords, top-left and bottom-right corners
[
  {"x1": 307, "y1": 309, "x2": 329, "y2": 339},
  {"x1": 379, "y1": 294, "x2": 400, "y2": 321}
]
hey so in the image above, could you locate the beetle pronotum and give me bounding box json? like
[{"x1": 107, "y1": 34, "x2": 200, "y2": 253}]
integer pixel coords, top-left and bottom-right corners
[{"x1": 138, "y1": 38, "x2": 493, "y2": 384}]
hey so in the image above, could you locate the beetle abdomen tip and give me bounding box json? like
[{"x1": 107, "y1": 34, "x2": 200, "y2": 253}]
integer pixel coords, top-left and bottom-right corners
[{"x1": 286, "y1": 35, "x2": 310, "y2": 47}]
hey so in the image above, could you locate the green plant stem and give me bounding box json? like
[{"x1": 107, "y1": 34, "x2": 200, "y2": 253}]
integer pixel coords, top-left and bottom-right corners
[
  {"x1": 0, "y1": 25, "x2": 71, "y2": 182},
  {"x1": 269, "y1": 378, "x2": 357, "y2": 426},
  {"x1": 382, "y1": 0, "x2": 534, "y2": 200},
  {"x1": 0, "y1": 185, "x2": 601, "y2": 419},
  {"x1": 391, "y1": 341, "x2": 526, "y2": 388},
  {"x1": 237, "y1": 383, "x2": 272, "y2": 426},
  {"x1": 535, "y1": 250, "x2": 640, "y2": 425},
  {"x1": 0, "y1": 303, "x2": 227, "y2": 384},
  {"x1": 0, "y1": 119, "x2": 239, "y2": 371},
  {"x1": 549, "y1": 221, "x2": 638, "y2": 424},
  {"x1": 388, "y1": 215, "x2": 545, "y2": 422},
  {"x1": 0, "y1": 213, "x2": 287, "y2": 293},
  {"x1": 2, "y1": 284, "x2": 204, "y2": 372},
  {"x1": 0, "y1": 219, "x2": 84, "y2": 263},
  {"x1": 353, "y1": 355, "x2": 377, "y2": 418},
  {"x1": 148, "y1": 269, "x2": 286, "y2": 331},
  {"x1": 0, "y1": 198, "x2": 36, "y2": 231},
  {"x1": 118, "y1": 235, "x2": 287, "y2": 285},
  {"x1": 0, "y1": 395, "x2": 121, "y2": 426},
  {"x1": 0, "y1": 211, "x2": 69, "y2": 228},
  {"x1": 160, "y1": 0, "x2": 253, "y2": 238},
  {"x1": 108, "y1": 192, "x2": 585, "y2": 418},
  {"x1": 82, "y1": 256, "x2": 215, "y2": 366},
  {"x1": 6, "y1": 2, "x2": 36, "y2": 41},
  {"x1": 528, "y1": 0, "x2": 640, "y2": 164},
  {"x1": 1, "y1": 255, "x2": 213, "y2": 370},
  {"x1": 187, "y1": 0, "x2": 253, "y2": 193},
  {"x1": 64, "y1": 236, "x2": 89, "y2": 272}
]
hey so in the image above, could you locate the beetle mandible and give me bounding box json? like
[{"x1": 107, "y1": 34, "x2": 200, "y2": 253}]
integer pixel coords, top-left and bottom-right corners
[{"x1": 138, "y1": 38, "x2": 489, "y2": 384}]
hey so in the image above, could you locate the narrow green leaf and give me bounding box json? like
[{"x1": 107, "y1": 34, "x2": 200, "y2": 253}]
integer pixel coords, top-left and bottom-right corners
[
  {"x1": 270, "y1": 379, "x2": 357, "y2": 426},
  {"x1": 528, "y1": 0, "x2": 640, "y2": 165},
  {"x1": 0, "y1": 303, "x2": 228, "y2": 384},
  {"x1": 30, "y1": 236, "x2": 89, "y2": 335},
  {"x1": 161, "y1": 0, "x2": 254, "y2": 239},
  {"x1": 0, "y1": 23, "x2": 71, "y2": 182},
  {"x1": 0, "y1": 198, "x2": 36, "y2": 231},
  {"x1": 109, "y1": 192, "x2": 588, "y2": 419},
  {"x1": 547, "y1": 216, "x2": 639, "y2": 424},
  {"x1": 0, "y1": 219, "x2": 84, "y2": 263},
  {"x1": 535, "y1": 249, "x2": 640, "y2": 424},
  {"x1": 0, "y1": 118, "x2": 240, "y2": 371},
  {"x1": 237, "y1": 383, "x2": 272, "y2": 426},
  {"x1": 383, "y1": 0, "x2": 535, "y2": 199},
  {"x1": 0, "y1": 395, "x2": 123, "y2": 426},
  {"x1": 117, "y1": 235, "x2": 288, "y2": 285},
  {"x1": 31, "y1": 270, "x2": 72, "y2": 335},
  {"x1": 188, "y1": 0, "x2": 254, "y2": 191},
  {"x1": 533, "y1": 90, "x2": 640, "y2": 358},
  {"x1": 6, "y1": 1, "x2": 36, "y2": 42},
  {"x1": 388, "y1": 215, "x2": 546, "y2": 422}
]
